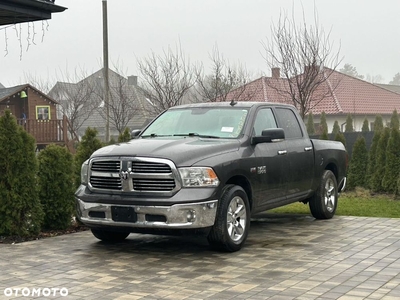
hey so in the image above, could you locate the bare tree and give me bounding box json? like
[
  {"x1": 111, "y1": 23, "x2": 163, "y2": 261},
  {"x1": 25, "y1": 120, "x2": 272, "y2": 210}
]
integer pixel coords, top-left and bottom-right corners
[
  {"x1": 95, "y1": 64, "x2": 141, "y2": 134},
  {"x1": 47, "y1": 68, "x2": 98, "y2": 138},
  {"x1": 193, "y1": 45, "x2": 257, "y2": 102},
  {"x1": 262, "y1": 8, "x2": 342, "y2": 118},
  {"x1": 23, "y1": 72, "x2": 55, "y2": 94},
  {"x1": 136, "y1": 45, "x2": 197, "y2": 114},
  {"x1": 365, "y1": 74, "x2": 384, "y2": 84}
]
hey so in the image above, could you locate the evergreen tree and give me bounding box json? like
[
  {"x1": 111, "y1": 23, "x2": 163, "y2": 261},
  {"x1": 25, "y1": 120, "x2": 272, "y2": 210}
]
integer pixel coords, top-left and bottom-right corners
[
  {"x1": 306, "y1": 113, "x2": 315, "y2": 135},
  {"x1": 38, "y1": 145, "x2": 75, "y2": 230},
  {"x1": 118, "y1": 128, "x2": 131, "y2": 143},
  {"x1": 74, "y1": 127, "x2": 103, "y2": 188},
  {"x1": 0, "y1": 111, "x2": 43, "y2": 236},
  {"x1": 366, "y1": 130, "x2": 382, "y2": 189},
  {"x1": 320, "y1": 131, "x2": 329, "y2": 140},
  {"x1": 334, "y1": 132, "x2": 346, "y2": 147},
  {"x1": 370, "y1": 127, "x2": 390, "y2": 192},
  {"x1": 332, "y1": 120, "x2": 340, "y2": 134},
  {"x1": 107, "y1": 137, "x2": 117, "y2": 145},
  {"x1": 361, "y1": 118, "x2": 369, "y2": 132},
  {"x1": 319, "y1": 112, "x2": 328, "y2": 139},
  {"x1": 373, "y1": 115, "x2": 384, "y2": 133},
  {"x1": 345, "y1": 114, "x2": 354, "y2": 132},
  {"x1": 389, "y1": 72, "x2": 400, "y2": 85},
  {"x1": 320, "y1": 112, "x2": 328, "y2": 133},
  {"x1": 347, "y1": 136, "x2": 368, "y2": 190},
  {"x1": 390, "y1": 109, "x2": 399, "y2": 130},
  {"x1": 397, "y1": 175, "x2": 400, "y2": 196},
  {"x1": 382, "y1": 128, "x2": 400, "y2": 193}
]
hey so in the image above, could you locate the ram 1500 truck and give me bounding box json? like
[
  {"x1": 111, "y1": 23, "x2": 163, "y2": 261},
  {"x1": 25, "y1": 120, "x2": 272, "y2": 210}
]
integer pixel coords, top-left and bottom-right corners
[{"x1": 76, "y1": 101, "x2": 347, "y2": 252}]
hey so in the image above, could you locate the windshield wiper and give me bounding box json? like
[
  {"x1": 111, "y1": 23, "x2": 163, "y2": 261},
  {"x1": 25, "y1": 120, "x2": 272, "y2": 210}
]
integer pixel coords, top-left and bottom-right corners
[
  {"x1": 141, "y1": 133, "x2": 172, "y2": 138},
  {"x1": 173, "y1": 133, "x2": 220, "y2": 139}
]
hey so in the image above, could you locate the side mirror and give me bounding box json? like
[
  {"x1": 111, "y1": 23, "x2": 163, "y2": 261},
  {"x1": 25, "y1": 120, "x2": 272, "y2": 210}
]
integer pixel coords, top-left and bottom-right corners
[
  {"x1": 251, "y1": 128, "x2": 285, "y2": 145},
  {"x1": 131, "y1": 129, "x2": 141, "y2": 139}
]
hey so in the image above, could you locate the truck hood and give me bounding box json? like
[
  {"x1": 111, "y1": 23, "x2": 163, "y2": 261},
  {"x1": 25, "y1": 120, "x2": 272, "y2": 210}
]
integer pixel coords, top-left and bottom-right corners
[{"x1": 91, "y1": 137, "x2": 240, "y2": 166}]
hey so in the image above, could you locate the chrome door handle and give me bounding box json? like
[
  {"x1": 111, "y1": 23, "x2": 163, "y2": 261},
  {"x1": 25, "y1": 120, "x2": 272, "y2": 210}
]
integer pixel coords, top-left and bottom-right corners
[
  {"x1": 304, "y1": 147, "x2": 313, "y2": 151},
  {"x1": 278, "y1": 150, "x2": 287, "y2": 155}
]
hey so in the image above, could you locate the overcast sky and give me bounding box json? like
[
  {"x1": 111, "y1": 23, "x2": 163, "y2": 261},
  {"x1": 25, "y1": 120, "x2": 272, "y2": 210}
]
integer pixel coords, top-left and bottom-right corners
[{"x1": 1, "y1": 0, "x2": 399, "y2": 88}]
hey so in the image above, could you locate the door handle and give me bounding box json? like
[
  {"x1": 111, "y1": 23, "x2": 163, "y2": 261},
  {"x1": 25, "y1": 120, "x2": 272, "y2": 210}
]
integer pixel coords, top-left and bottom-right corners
[
  {"x1": 304, "y1": 147, "x2": 313, "y2": 152},
  {"x1": 278, "y1": 150, "x2": 287, "y2": 155}
]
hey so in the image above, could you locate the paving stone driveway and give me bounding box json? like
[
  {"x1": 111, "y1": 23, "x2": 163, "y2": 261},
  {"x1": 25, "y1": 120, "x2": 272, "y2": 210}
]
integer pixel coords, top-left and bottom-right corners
[{"x1": 0, "y1": 214, "x2": 399, "y2": 300}]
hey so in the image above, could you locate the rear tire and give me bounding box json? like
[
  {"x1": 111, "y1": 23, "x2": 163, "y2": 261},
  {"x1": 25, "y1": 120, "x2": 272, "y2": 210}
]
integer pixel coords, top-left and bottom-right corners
[
  {"x1": 208, "y1": 185, "x2": 250, "y2": 252},
  {"x1": 309, "y1": 170, "x2": 338, "y2": 219},
  {"x1": 91, "y1": 229, "x2": 130, "y2": 242}
]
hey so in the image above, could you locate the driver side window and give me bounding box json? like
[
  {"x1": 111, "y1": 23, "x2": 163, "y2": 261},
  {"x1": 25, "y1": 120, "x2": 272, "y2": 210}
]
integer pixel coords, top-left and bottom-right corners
[{"x1": 253, "y1": 108, "x2": 277, "y2": 136}]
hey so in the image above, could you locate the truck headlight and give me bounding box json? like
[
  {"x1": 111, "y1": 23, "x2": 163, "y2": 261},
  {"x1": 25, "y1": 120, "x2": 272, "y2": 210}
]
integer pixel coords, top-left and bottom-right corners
[
  {"x1": 81, "y1": 160, "x2": 89, "y2": 185},
  {"x1": 178, "y1": 167, "x2": 220, "y2": 187}
]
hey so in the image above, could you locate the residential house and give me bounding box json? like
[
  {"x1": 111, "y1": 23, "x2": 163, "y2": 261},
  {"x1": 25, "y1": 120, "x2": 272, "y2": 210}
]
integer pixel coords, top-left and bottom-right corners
[
  {"x1": 0, "y1": 0, "x2": 66, "y2": 26},
  {"x1": 0, "y1": 84, "x2": 78, "y2": 151},
  {"x1": 48, "y1": 68, "x2": 155, "y2": 140},
  {"x1": 224, "y1": 68, "x2": 400, "y2": 133}
]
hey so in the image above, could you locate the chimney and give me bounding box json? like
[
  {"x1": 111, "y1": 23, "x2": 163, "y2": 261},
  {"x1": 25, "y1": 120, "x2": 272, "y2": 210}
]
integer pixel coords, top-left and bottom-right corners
[
  {"x1": 271, "y1": 67, "x2": 280, "y2": 79},
  {"x1": 128, "y1": 75, "x2": 138, "y2": 86}
]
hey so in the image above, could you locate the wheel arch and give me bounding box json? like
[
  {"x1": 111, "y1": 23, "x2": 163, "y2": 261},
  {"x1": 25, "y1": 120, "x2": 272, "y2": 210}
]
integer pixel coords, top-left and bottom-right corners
[
  {"x1": 325, "y1": 162, "x2": 338, "y2": 182},
  {"x1": 225, "y1": 175, "x2": 253, "y2": 211}
]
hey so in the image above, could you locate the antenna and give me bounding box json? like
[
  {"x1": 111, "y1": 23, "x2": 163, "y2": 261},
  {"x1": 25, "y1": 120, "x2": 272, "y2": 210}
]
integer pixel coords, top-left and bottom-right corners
[{"x1": 230, "y1": 99, "x2": 237, "y2": 106}]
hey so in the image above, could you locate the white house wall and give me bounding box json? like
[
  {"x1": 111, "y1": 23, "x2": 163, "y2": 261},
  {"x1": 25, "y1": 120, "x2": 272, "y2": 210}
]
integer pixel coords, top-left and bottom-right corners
[{"x1": 314, "y1": 114, "x2": 393, "y2": 133}]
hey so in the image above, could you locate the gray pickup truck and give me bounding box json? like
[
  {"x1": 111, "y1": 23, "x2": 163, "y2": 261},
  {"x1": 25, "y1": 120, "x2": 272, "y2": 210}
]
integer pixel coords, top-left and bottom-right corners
[{"x1": 76, "y1": 101, "x2": 347, "y2": 251}]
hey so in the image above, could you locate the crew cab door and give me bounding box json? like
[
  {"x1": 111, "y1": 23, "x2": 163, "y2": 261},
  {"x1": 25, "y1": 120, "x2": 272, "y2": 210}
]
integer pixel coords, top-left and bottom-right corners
[
  {"x1": 275, "y1": 107, "x2": 314, "y2": 200},
  {"x1": 251, "y1": 107, "x2": 289, "y2": 209}
]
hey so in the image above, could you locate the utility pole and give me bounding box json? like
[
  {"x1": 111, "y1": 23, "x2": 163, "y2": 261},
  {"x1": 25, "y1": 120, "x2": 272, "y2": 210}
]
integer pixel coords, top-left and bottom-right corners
[{"x1": 102, "y1": 0, "x2": 110, "y2": 142}]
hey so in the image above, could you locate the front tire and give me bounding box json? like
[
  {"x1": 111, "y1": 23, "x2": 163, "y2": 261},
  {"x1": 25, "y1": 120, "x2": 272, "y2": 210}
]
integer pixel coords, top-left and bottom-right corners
[
  {"x1": 309, "y1": 170, "x2": 338, "y2": 219},
  {"x1": 91, "y1": 229, "x2": 130, "y2": 242},
  {"x1": 208, "y1": 185, "x2": 250, "y2": 252}
]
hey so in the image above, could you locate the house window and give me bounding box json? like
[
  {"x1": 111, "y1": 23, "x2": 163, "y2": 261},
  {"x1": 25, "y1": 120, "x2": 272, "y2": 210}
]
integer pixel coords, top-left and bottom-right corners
[{"x1": 36, "y1": 106, "x2": 50, "y2": 120}]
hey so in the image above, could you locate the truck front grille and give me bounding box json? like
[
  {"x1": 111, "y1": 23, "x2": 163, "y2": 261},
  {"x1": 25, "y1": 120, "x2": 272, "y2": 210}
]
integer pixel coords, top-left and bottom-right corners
[
  {"x1": 132, "y1": 161, "x2": 171, "y2": 173},
  {"x1": 88, "y1": 157, "x2": 179, "y2": 194}
]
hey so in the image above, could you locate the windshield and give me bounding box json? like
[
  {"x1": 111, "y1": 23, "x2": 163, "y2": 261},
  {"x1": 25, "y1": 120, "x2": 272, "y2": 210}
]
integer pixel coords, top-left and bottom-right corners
[{"x1": 142, "y1": 107, "x2": 249, "y2": 138}]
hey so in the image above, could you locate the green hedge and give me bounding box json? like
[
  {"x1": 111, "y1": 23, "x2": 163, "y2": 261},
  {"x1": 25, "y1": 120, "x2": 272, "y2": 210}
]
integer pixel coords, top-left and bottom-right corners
[{"x1": 38, "y1": 144, "x2": 75, "y2": 230}]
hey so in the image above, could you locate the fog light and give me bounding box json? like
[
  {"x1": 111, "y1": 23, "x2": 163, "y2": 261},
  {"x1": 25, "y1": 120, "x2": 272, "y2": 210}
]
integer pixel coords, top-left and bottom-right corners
[{"x1": 187, "y1": 210, "x2": 196, "y2": 222}]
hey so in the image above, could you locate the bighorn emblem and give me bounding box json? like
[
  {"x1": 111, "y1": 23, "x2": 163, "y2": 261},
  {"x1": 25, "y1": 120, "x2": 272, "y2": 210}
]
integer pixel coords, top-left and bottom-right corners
[{"x1": 119, "y1": 168, "x2": 132, "y2": 180}]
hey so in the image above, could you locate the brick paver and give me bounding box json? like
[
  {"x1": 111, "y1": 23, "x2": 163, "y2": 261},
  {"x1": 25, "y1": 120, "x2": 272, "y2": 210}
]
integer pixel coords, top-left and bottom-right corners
[{"x1": 0, "y1": 215, "x2": 399, "y2": 299}]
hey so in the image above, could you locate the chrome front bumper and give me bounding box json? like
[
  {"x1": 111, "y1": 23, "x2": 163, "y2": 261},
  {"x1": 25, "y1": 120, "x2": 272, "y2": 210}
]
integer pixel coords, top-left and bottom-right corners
[{"x1": 76, "y1": 198, "x2": 218, "y2": 229}]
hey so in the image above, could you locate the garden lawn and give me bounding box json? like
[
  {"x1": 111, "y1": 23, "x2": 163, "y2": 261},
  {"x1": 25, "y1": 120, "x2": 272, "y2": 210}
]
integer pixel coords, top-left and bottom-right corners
[{"x1": 268, "y1": 191, "x2": 400, "y2": 218}]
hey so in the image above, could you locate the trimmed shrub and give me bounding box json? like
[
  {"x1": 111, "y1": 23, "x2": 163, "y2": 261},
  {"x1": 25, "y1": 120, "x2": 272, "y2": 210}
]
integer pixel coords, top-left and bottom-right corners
[
  {"x1": 319, "y1": 112, "x2": 328, "y2": 140},
  {"x1": 345, "y1": 114, "x2": 354, "y2": 132},
  {"x1": 0, "y1": 111, "x2": 43, "y2": 236},
  {"x1": 306, "y1": 113, "x2": 315, "y2": 135},
  {"x1": 74, "y1": 127, "x2": 103, "y2": 189},
  {"x1": 38, "y1": 144, "x2": 75, "y2": 230},
  {"x1": 118, "y1": 128, "x2": 131, "y2": 143},
  {"x1": 334, "y1": 132, "x2": 346, "y2": 147},
  {"x1": 397, "y1": 175, "x2": 400, "y2": 196},
  {"x1": 370, "y1": 127, "x2": 390, "y2": 192},
  {"x1": 390, "y1": 109, "x2": 399, "y2": 130},
  {"x1": 347, "y1": 136, "x2": 368, "y2": 190},
  {"x1": 382, "y1": 128, "x2": 400, "y2": 193},
  {"x1": 332, "y1": 120, "x2": 340, "y2": 134},
  {"x1": 366, "y1": 130, "x2": 381, "y2": 189},
  {"x1": 362, "y1": 118, "x2": 369, "y2": 132},
  {"x1": 373, "y1": 115, "x2": 384, "y2": 132},
  {"x1": 108, "y1": 137, "x2": 117, "y2": 145}
]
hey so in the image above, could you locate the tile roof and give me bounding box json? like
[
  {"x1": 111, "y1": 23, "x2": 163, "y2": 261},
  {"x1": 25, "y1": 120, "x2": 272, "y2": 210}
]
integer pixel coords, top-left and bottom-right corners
[
  {"x1": 375, "y1": 83, "x2": 400, "y2": 94},
  {"x1": 225, "y1": 69, "x2": 400, "y2": 116}
]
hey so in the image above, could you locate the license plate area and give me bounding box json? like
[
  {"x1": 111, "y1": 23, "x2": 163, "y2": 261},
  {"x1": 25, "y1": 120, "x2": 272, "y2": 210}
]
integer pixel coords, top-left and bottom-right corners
[{"x1": 111, "y1": 206, "x2": 137, "y2": 223}]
